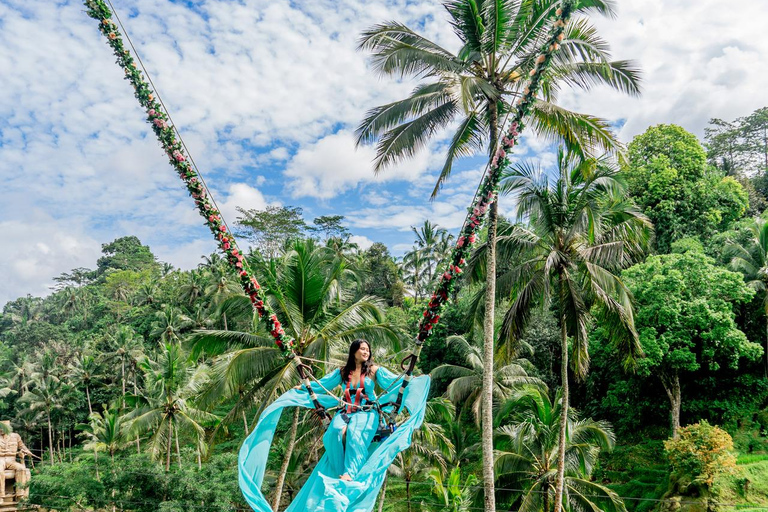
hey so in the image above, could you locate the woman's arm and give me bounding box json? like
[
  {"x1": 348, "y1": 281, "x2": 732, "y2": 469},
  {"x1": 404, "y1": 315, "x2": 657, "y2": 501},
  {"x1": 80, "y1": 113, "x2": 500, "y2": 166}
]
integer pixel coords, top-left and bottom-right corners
[
  {"x1": 303, "y1": 368, "x2": 341, "y2": 394},
  {"x1": 372, "y1": 365, "x2": 402, "y2": 390}
]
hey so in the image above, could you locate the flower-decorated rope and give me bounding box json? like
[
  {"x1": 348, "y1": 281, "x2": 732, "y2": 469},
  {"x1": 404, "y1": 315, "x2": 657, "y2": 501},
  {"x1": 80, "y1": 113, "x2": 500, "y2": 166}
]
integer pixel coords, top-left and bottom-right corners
[
  {"x1": 84, "y1": 0, "x2": 296, "y2": 357},
  {"x1": 415, "y1": 0, "x2": 577, "y2": 344},
  {"x1": 84, "y1": 0, "x2": 574, "y2": 364}
]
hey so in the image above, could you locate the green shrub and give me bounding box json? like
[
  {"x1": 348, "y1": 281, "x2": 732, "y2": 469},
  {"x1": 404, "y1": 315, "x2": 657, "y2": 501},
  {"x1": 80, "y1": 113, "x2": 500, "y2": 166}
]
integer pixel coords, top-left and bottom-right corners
[{"x1": 664, "y1": 421, "x2": 737, "y2": 494}]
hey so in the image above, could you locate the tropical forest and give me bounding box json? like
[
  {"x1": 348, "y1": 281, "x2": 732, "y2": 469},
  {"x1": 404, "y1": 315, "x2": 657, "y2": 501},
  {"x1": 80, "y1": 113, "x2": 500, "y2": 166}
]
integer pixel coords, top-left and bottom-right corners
[{"x1": 2, "y1": 1, "x2": 768, "y2": 512}]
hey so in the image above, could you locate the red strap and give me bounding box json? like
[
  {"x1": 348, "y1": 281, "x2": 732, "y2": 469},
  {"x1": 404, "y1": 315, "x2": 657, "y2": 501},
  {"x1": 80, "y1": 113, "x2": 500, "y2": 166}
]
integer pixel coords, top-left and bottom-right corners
[{"x1": 344, "y1": 369, "x2": 368, "y2": 414}]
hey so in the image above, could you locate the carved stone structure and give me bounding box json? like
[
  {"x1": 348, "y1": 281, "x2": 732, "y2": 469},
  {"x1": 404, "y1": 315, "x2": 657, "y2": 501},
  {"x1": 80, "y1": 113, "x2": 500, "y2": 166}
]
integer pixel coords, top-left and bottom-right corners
[{"x1": 0, "y1": 421, "x2": 32, "y2": 511}]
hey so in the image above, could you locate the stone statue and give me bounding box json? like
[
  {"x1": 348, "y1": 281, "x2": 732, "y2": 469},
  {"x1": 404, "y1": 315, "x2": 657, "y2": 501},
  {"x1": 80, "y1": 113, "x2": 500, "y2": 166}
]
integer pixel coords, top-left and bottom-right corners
[{"x1": 0, "y1": 421, "x2": 34, "y2": 501}]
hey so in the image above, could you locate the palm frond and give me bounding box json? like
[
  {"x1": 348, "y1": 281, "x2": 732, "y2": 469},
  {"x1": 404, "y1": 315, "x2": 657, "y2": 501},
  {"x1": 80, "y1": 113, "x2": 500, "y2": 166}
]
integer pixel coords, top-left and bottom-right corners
[{"x1": 372, "y1": 100, "x2": 459, "y2": 172}]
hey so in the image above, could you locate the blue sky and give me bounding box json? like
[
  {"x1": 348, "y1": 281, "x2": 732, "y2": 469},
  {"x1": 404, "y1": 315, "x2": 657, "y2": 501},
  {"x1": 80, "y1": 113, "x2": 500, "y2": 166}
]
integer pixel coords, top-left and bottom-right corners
[{"x1": 1, "y1": 0, "x2": 767, "y2": 306}]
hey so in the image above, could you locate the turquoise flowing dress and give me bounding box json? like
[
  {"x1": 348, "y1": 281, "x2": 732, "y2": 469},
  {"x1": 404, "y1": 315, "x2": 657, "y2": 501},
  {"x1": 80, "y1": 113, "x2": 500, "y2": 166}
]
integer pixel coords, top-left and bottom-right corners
[{"x1": 239, "y1": 366, "x2": 430, "y2": 512}]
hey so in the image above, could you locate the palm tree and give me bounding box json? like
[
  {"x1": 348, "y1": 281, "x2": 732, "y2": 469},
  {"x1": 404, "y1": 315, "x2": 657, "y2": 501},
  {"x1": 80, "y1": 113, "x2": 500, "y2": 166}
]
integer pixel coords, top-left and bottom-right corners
[
  {"x1": 189, "y1": 239, "x2": 403, "y2": 508},
  {"x1": 726, "y1": 218, "x2": 768, "y2": 378},
  {"x1": 56, "y1": 286, "x2": 80, "y2": 318},
  {"x1": 431, "y1": 335, "x2": 543, "y2": 423},
  {"x1": 19, "y1": 376, "x2": 71, "y2": 465},
  {"x1": 126, "y1": 343, "x2": 218, "y2": 471},
  {"x1": 81, "y1": 404, "x2": 129, "y2": 467},
  {"x1": 481, "y1": 149, "x2": 649, "y2": 510},
  {"x1": 0, "y1": 357, "x2": 33, "y2": 400},
  {"x1": 103, "y1": 325, "x2": 144, "y2": 398},
  {"x1": 179, "y1": 269, "x2": 206, "y2": 306},
  {"x1": 413, "y1": 220, "x2": 448, "y2": 285},
  {"x1": 136, "y1": 281, "x2": 159, "y2": 305},
  {"x1": 402, "y1": 247, "x2": 428, "y2": 300},
  {"x1": 68, "y1": 353, "x2": 100, "y2": 415},
  {"x1": 356, "y1": 4, "x2": 640, "y2": 508},
  {"x1": 422, "y1": 466, "x2": 478, "y2": 512},
  {"x1": 204, "y1": 273, "x2": 243, "y2": 331},
  {"x1": 4, "y1": 295, "x2": 43, "y2": 327},
  {"x1": 150, "y1": 305, "x2": 193, "y2": 344},
  {"x1": 495, "y1": 387, "x2": 625, "y2": 512}
]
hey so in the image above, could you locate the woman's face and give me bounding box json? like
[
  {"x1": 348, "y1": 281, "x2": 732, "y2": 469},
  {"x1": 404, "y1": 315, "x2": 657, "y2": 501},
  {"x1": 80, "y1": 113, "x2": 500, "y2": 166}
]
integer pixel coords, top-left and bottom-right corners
[{"x1": 354, "y1": 343, "x2": 370, "y2": 364}]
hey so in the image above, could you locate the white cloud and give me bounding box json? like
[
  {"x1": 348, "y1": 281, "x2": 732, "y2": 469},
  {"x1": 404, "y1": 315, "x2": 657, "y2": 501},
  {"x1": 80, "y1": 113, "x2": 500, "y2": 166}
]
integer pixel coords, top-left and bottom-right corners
[
  {"x1": 216, "y1": 183, "x2": 272, "y2": 225},
  {"x1": 0, "y1": 214, "x2": 102, "y2": 306},
  {"x1": 4, "y1": 0, "x2": 768, "y2": 306},
  {"x1": 558, "y1": 0, "x2": 768, "y2": 141},
  {"x1": 284, "y1": 130, "x2": 435, "y2": 199},
  {"x1": 348, "y1": 234, "x2": 374, "y2": 251}
]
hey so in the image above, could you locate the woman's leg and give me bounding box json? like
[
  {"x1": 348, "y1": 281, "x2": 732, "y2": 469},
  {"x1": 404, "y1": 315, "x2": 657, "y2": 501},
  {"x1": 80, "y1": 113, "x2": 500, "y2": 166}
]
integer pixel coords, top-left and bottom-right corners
[
  {"x1": 323, "y1": 414, "x2": 348, "y2": 478},
  {"x1": 341, "y1": 411, "x2": 378, "y2": 480}
]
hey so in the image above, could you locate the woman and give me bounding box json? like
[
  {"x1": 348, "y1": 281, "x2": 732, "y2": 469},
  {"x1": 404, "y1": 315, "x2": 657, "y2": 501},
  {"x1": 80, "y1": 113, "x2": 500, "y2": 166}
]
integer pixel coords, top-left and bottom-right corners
[
  {"x1": 310, "y1": 339, "x2": 404, "y2": 481},
  {"x1": 238, "y1": 339, "x2": 431, "y2": 512}
]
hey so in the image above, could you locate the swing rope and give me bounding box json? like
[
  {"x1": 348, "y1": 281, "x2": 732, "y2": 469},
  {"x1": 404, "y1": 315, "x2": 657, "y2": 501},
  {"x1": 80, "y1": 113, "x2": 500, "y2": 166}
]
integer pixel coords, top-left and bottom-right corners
[{"x1": 83, "y1": 0, "x2": 576, "y2": 429}]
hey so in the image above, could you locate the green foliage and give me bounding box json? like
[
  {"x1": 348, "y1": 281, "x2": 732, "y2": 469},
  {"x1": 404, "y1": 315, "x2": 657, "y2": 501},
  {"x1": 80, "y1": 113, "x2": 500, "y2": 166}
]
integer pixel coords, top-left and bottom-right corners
[
  {"x1": 236, "y1": 205, "x2": 309, "y2": 258},
  {"x1": 422, "y1": 465, "x2": 477, "y2": 512},
  {"x1": 665, "y1": 421, "x2": 736, "y2": 492},
  {"x1": 363, "y1": 242, "x2": 405, "y2": 307},
  {"x1": 625, "y1": 249, "x2": 760, "y2": 377},
  {"x1": 705, "y1": 107, "x2": 768, "y2": 177},
  {"x1": 625, "y1": 124, "x2": 749, "y2": 253},
  {"x1": 29, "y1": 451, "x2": 243, "y2": 511},
  {"x1": 312, "y1": 215, "x2": 350, "y2": 241},
  {"x1": 96, "y1": 236, "x2": 158, "y2": 277},
  {"x1": 495, "y1": 386, "x2": 626, "y2": 512},
  {"x1": 595, "y1": 441, "x2": 670, "y2": 512}
]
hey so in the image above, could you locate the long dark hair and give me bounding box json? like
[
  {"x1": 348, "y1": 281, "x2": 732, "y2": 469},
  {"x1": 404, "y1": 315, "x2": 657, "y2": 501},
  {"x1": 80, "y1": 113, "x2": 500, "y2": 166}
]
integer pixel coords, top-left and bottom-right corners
[{"x1": 341, "y1": 339, "x2": 372, "y2": 382}]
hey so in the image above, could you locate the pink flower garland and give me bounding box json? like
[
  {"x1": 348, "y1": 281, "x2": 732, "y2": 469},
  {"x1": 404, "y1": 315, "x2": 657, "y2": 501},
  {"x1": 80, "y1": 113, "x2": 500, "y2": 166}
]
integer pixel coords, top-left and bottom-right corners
[
  {"x1": 84, "y1": 0, "x2": 296, "y2": 355},
  {"x1": 416, "y1": 2, "x2": 574, "y2": 342}
]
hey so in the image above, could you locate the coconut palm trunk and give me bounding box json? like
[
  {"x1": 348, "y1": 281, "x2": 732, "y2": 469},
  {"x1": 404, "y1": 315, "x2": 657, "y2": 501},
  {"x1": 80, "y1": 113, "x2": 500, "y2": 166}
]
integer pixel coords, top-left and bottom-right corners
[
  {"x1": 377, "y1": 475, "x2": 387, "y2": 512},
  {"x1": 175, "y1": 420, "x2": 182, "y2": 468},
  {"x1": 272, "y1": 407, "x2": 300, "y2": 511},
  {"x1": 480, "y1": 101, "x2": 500, "y2": 512},
  {"x1": 47, "y1": 412, "x2": 54, "y2": 465},
  {"x1": 166, "y1": 420, "x2": 173, "y2": 471},
  {"x1": 85, "y1": 385, "x2": 93, "y2": 415},
  {"x1": 553, "y1": 273, "x2": 570, "y2": 512}
]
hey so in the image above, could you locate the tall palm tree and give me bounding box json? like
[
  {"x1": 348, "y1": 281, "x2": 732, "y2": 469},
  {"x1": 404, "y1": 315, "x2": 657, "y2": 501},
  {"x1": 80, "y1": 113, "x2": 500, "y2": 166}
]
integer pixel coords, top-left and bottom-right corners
[
  {"x1": 495, "y1": 387, "x2": 625, "y2": 512},
  {"x1": 68, "y1": 353, "x2": 100, "y2": 415},
  {"x1": 482, "y1": 149, "x2": 649, "y2": 510},
  {"x1": 103, "y1": 325, "x2": 144, "y2": 398},
  {"x1": 413, "y1": 220, "x2": 448, "y2": 285},
  {"x1": 189, "y1": 239, "x2": 402, "y2": 507},
  {"x1": 431, "y1": 335, "x2": 543, "y2": 423},
  {"x1": 356, "y1": 4, "x2": 640, "y2": 508},
  {"x1": 726, "y1": 218, "x2": 768, "y2": 378},
  {"x1": 127, "y1": 343, "x2": 218, "y2": 471},
  {"x1": 19, "y1": 376, "x2": 72, "y2": 465},
  {"x1": 402, "y1": 247, "x2": 428, "y2": 300}
]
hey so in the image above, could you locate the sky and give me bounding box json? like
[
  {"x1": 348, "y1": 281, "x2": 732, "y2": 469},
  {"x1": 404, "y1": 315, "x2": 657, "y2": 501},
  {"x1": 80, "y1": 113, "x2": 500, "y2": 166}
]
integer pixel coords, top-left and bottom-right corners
[{"x1": 0, "y1": 0, "x2": 766, "y2": 307}]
